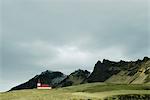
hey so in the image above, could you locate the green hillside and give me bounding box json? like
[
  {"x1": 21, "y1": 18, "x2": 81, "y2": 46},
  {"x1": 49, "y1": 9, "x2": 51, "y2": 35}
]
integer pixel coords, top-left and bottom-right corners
[{"x1": 1, "y1": 83, "x2": 150, "y2": 100}]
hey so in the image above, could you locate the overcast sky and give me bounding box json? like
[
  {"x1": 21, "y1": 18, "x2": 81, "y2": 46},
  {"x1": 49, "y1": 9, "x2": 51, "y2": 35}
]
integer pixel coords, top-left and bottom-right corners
[{"x1": 1, "y1": 0, "x2": 150, "y2": 92}]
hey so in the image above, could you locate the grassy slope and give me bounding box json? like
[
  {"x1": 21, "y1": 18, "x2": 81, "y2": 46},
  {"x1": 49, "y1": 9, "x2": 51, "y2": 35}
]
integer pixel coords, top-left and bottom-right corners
[{"x1": 1, "y1": 83, "x2": 150, "y2": 100}]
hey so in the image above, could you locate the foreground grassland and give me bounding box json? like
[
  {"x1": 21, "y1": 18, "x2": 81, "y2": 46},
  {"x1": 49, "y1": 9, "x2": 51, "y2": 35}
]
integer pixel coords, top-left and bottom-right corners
[{"x1": 1, "y1": 83, "x2": 150, "y2": 100}]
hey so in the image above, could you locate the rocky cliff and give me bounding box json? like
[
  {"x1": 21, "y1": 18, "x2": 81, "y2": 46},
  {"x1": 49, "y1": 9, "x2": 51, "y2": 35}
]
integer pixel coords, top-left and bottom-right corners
[
  {"x1": 57, "y1": 69, "x2": 90, "y2": 87},
  {"x1": 87, "y1": 57, "x2": 150, "y2": 84}
]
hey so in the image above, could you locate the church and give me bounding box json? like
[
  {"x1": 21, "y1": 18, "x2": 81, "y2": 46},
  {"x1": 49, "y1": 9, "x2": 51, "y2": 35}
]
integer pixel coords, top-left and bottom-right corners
[{"x1": 37, "y1": 79, "x2": 52, "y2": 89}]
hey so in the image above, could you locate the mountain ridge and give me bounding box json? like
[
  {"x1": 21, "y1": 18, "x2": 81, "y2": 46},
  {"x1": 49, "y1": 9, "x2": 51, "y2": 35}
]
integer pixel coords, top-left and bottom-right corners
[
  {"x1": 10, "y1": 57, "x2": 150, "y2": 91},
  {"x1": 87, "y1": 57, "x2": 150, "y2": 84}
]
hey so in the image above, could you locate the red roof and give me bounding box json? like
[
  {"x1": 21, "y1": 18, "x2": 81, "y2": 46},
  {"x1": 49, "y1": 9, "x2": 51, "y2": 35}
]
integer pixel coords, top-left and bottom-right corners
[{"x1": 38, "y1": 84, "x2": 50, "y2": 87}]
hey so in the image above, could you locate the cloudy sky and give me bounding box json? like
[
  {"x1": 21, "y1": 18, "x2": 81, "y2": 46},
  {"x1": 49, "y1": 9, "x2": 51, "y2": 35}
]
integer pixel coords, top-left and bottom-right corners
[{"x1": 1, "y1": 0, "x2": 150, "y2": 91}]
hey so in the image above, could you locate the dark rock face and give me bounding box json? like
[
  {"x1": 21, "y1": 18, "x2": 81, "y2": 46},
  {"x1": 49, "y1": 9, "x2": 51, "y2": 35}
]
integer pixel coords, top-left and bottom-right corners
[
  {"x1": 10, "y1": 70, "x2": 66, "y2": 91},
  {"x1": 57, "y1": 69, "x2": 90, "y2": 87},
  {"x1": 143, "y1": 57, "x2": 150, "y2": 62},
  {"x1": 87, "y1": 57, "x2": 150, "y2": 83},
  {"x1": 87, "y1": 60, "x2": 121, "y2": 82}
]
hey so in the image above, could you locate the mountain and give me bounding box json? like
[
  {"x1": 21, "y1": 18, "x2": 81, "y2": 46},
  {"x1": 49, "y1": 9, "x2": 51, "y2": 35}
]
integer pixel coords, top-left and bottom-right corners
[
  {"x1": 87, "y1": 57, "x2": 150, "y2": 84},
  {"x1": 10, "y1": 57, "x2": 150, "y2": 91},
  {"x1": 10, "y1": 70, "x2": 67, "y2": 91},
  {"x1": 56, "y1": 69, "x2": 90, "y2": 87},
  {"x1": 10, "y1": 69, "x2": 89, "y2": 91}
]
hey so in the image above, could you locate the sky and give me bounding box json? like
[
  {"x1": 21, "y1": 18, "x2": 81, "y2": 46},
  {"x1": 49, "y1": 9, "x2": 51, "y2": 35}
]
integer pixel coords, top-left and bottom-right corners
[{"x1": 1, "y1": 0, "x2": 150, "y2": 92}]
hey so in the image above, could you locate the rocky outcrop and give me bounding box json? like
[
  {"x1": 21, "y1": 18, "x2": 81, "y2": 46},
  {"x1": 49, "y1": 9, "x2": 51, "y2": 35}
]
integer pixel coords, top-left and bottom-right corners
[
  {"x1": 87, "y1": 60, "x2": 121, "y2": 82},
  {"x1": 87, "y1": 57, "x2": 150, "y2": 84},
  {"x1": 57, "y1": 69, "x2": 90, "y2": 87}
]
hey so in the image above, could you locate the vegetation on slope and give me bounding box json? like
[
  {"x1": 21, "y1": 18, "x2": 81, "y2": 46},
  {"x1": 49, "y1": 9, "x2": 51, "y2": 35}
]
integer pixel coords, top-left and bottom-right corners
[
  {"x1": 1, "y1": 83, "x2": 150, "y2": 100},
  {"x1": 87, "y1": 57, "x2": 150, "y2": 84}
]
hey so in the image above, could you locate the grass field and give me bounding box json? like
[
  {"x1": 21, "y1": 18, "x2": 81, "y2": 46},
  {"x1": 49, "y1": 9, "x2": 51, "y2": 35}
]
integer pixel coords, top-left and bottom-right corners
[{"x1": 1, "y1": 83, "x2": 150, "y2": 100}]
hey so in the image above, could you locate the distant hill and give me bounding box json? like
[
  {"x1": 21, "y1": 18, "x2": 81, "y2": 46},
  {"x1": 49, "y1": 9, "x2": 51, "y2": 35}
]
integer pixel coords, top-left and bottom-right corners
[
  {"x1": 87, "y1": 57, "x2": 150, "y2": 84},
  {"x1": 10, "y1": 69, "x2": 90, "y2": 91},
  {"x1": 57, "y1": 69, "x2": 90, "y2": 87},
  {"x1": 10, "y1": 57, "x2": 150, "y2": 91},
  {"x1": 10, "y1": 70, "x2": 67, "y2": 91}
]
